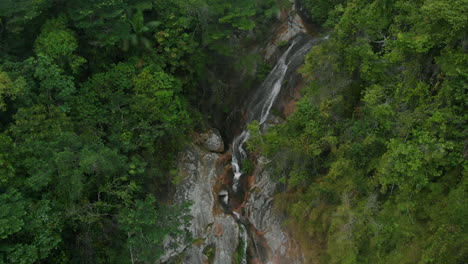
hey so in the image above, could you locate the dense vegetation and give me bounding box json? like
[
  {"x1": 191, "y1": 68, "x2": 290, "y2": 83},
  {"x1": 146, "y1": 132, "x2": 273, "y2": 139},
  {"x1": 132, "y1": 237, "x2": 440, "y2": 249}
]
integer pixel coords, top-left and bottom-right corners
[
  {"x1": 249, "y1": 0, "x2": 467, "y2": 263},
  {"x1": 1, "y1": 0, "x2": 466, "y2": 263},
  {"x1": 0, "y1": 0, "x2": 279, "y2": 263}
]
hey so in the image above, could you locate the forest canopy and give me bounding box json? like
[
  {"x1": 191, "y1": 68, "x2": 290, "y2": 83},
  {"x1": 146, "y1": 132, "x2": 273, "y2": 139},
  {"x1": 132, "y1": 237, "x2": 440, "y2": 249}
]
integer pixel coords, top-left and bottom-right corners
[
  {"x1": 0, "y1": 0, "x2": 466, "y2": 263},
  {"x1": 248, "y1": 0, "x2": 467, "y2": 263}
]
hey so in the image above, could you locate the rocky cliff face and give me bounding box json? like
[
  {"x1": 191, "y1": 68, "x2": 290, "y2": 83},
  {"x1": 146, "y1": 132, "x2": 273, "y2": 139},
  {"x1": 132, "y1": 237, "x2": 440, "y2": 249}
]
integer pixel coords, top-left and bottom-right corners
[
  {"x1": 162, "y1": 138, "x2": 241, "y2": 264},
  {"x1": 162, "y1": 130, "x2": 303, "y2": 264},
  {"x1": 243, "y1": 156, "x2": 304, "y2": 264},
  {"x1": 162, "y1": 5, "x2": 312, "y2": 264}
]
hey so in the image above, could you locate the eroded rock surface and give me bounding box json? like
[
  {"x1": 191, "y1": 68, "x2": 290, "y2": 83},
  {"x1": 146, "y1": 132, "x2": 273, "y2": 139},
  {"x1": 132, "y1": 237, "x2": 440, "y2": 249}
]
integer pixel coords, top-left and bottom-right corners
[
  {"x1": 245, "y1": 158, "x2": 304, "y2": 264},
  {"x1": 162, "y1": 137, "x2": 304, "y2": 264},
  {"x1": 162, "y1": 143, "x2": 241, "y2": 264}
]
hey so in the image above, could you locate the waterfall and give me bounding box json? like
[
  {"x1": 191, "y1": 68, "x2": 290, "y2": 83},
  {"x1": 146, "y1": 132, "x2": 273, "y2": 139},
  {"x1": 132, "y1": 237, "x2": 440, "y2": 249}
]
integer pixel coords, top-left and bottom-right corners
[{"x1": 231, "y1": 34, "x2": 317, "y2": 192}]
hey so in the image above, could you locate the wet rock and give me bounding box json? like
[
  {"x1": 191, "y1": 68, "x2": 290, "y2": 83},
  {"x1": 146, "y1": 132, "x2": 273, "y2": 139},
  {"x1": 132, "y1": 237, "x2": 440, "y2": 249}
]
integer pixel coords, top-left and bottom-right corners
[
  {"x1": 201, "y1": 128, "x2": 225, "y2": 153},
  {"x1": 209, "y1": 215, "x2": 240, "y2": 264},
  {"x1": 245, "y1": 158, "x2": 304, "y2": 264},
  {"x1": 218, "y1": 190, "x2": 229, "y2": 206}
]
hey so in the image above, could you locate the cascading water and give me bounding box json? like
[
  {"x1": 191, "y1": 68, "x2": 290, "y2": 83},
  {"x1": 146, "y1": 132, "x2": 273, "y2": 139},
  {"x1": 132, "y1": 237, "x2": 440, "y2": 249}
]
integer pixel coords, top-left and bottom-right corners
[
  {"x1": 239, "y1": 219, "x2": 248, "y2": 264},
  {"x1": 164, "y1": 13, "x2": 320, "y2": 263},
  {"x1": 231, "y1": 34, "x2": 318, "y2": 192},
  {"x1": 225, "y1": 34, "x2": 319, "y2": 264}
]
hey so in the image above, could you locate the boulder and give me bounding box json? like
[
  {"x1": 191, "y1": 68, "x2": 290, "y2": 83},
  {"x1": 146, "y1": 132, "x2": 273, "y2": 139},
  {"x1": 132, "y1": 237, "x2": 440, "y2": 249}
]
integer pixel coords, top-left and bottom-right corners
[
  {"x1": 264, "y1": 5, "x2": 308, "y2": 61},
  {"x1": 202, "y1": 128, "x2": 224, "y2": 153}
]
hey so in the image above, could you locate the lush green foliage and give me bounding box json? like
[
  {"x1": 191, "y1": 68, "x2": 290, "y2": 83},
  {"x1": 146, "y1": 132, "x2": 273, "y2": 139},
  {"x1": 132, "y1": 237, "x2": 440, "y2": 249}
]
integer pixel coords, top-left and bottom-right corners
[
  {"x1": 249, "y1": 0, "x2": 467, "y2": 263},
  {"x1": 3, "y1": 0, "x2": 464, "y2": 262},
  {"x1": 0, "y1": 0, "x2": 282, "y2": 263},
  {"x1": 299, "y1": 0, "x2": 346, "y2": 25}
]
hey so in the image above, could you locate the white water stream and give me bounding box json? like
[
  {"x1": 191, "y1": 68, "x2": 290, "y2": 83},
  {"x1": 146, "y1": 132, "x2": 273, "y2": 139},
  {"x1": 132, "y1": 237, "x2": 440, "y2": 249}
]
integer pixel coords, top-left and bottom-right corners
[{"x1": 231, "y1": 36, "x2": 316, "y2": 192}]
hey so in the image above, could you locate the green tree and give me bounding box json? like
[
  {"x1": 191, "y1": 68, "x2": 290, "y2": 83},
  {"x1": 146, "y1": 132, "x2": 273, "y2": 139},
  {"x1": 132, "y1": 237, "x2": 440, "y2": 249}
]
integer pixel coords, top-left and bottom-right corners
[{"x1": 118, "y1": 196, "x2": 191, "y2": 263}]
